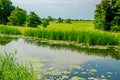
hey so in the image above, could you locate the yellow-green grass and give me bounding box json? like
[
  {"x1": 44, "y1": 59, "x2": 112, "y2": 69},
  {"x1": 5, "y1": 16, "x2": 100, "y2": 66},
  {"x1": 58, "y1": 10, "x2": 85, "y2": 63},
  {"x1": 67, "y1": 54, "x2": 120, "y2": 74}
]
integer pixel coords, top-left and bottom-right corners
[
  {"x1": 0, "y1": 21, "x2": 94, "y2": 33},
  {"x1": 39, "y1": 21, "x2": 95, "y2": 31}
]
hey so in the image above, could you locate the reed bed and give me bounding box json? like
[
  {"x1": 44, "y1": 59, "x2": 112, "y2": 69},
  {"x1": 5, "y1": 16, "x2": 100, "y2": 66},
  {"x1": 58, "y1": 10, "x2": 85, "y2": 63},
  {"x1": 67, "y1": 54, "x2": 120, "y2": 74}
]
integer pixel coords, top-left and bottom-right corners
[
  {"x1": 24, "y1": 29, "x2": 120, "y2": 45},
  {"x1": 0, "y1": 26, "x2": 21, "y2": 35},
  {"x1": 0, "y1": 52, "x2": 36, "y2": 80}
]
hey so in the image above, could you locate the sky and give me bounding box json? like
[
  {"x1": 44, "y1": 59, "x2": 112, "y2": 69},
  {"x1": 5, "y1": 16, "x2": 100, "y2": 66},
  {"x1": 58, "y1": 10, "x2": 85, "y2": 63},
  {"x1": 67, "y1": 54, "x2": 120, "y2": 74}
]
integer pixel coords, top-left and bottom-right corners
[{"x1": 11, "y1": 0, "x2": 101, "y2": 20}]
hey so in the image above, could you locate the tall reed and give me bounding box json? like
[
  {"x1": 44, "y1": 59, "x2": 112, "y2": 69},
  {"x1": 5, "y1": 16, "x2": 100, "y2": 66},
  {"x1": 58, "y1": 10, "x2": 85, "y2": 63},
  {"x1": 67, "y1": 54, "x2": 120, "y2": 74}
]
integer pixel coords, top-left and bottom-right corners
[
  {"x1": 24, "y1": 29, "x2": 120, "y2": 45},
  {"x1": 0, "y1": 52, "x2": 36, "y2": 80},
  {"x1": 0, "y1": 26, "x2": 21, "y2": 35}
]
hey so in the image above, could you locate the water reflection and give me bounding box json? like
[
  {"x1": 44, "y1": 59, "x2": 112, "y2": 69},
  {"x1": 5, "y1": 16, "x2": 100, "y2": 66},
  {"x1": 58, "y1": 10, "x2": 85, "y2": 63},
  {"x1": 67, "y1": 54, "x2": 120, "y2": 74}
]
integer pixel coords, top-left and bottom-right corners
[
  {"x1": 0, "y1": 37, "x2": 120, "y2": 80},
  {"x1": 0, "y1": 36, "x2": 18, "y2": 45},
  {"x1": 25, "y1": 39, "x2": 120, "y2": 60}
]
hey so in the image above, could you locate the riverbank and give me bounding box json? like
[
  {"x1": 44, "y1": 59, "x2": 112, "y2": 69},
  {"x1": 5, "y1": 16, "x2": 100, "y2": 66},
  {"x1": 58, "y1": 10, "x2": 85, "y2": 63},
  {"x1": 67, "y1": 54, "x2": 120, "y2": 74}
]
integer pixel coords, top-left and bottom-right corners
[
  {"x1": 0, "y1": 34, "x2": 120, "y2": 51},
  {"x1": 0, "y1": 24, "x2": 120, "y2": 51}
]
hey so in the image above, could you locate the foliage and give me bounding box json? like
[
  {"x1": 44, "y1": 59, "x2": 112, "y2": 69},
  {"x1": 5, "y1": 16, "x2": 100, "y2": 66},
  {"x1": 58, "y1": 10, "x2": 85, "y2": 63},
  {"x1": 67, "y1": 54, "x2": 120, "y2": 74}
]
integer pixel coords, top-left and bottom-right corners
[
  {"x1": 111, "y1": 26, "x2": 120, "y2": 32},
  {"x1": 0, "y1": 0, "x2": 15, "y2": 24},
  {"x1": 0, "y1": 52, "x2": 36, "y2": 80},
  {"x1": 57, "y1": 17, "x2": 63, "y2": 23},
  {"x1": 94, "y1": 0, "x2": 120, "y2": 31},
  {"x1": 65, "y1": 18, "x2": 71, "y2": 23},
  {"x1": 47, "y1": 16, "x2": 54, "y2": 21},
  {"x1": 25, "y1": 12, "x2": 41, "y2": 27},
  {"x1": 0, "y1": 25, "x2": 21, "y2": 35},
  {"x1": 24, "y1": 29, "x2": 120, "y2": 46},
  {"x1": 42, "y1": 18, "x2": 49, "y2": 28},
  {"x1": 8, "y1": 7, "x2": 27, "y2": 26}
]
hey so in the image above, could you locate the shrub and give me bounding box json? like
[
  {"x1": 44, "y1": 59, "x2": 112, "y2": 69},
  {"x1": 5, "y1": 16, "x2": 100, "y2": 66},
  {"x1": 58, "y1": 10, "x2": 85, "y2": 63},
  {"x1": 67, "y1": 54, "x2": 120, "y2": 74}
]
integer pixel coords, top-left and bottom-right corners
[
  {"x1": 8, "y1": 7, "x2": 27, "y2": 26},
  {"x1": 25, "y1": 12, "x2": 42, "y2": 27},
  {"x1": 42, "y1": 18, "x2": 49, "y2": 28},
  {"x1": 65, "y1": 18, "x2": 71, "y2": 23}
]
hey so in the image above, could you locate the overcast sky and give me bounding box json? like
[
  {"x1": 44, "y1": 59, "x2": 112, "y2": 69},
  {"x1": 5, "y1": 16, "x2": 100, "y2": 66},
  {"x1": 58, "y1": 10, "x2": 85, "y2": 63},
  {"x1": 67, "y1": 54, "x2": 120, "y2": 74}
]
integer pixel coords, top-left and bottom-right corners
[{"x1": 11, "y1": 0, "x2": 101, "y2": 19}]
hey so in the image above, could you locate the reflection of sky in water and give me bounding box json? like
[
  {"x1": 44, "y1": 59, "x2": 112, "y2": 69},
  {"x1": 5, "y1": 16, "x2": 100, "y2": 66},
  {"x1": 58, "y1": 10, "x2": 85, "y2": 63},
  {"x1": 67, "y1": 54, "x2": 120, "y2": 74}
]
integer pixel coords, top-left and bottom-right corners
[
  {"x1": 0, "y1": 39, "x2": 104, "y2": 68},
  {"x1": 0, "y1": 38, "x2": 120, "y2": 80}
]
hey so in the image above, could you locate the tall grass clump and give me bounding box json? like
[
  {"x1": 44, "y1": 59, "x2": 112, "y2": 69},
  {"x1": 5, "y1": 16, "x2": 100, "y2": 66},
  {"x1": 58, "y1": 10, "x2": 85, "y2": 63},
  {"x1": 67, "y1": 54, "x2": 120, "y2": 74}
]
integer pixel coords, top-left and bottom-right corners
[
  {"x1": 0, "y1": 26, "x2": 21, "y2": 35},
  {"x1": 0, "y1": 52, "x2": 36, "y2": 80},
  {"x1": 24, "y1": 29, "x2": 120, "y2": 45}
]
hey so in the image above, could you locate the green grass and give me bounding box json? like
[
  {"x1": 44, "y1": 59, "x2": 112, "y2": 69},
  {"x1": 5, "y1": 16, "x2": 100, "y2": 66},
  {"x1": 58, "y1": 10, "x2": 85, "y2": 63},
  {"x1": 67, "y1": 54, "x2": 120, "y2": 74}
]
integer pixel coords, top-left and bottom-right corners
[
  {"x1": 39, "y1": 21, "x2": 95, "y2": 31},
  {"x1": 24, "y1": 29, "x2": 120, "y2": 45},
  {"x1": 1, "y1": 21, "x2": 120, "y2": 46},
  {"x1": 0, "y1": 52, "x2": 36, "y2": 80},
  {"x1": 0, "y1": 26, "x2": 21, "y2": 35}
]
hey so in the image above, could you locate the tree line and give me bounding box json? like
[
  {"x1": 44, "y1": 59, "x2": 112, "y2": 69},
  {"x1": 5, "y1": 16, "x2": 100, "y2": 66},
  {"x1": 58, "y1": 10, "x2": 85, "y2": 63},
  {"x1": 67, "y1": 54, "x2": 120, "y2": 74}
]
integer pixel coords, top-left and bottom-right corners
[
  {"x1": 0, "y1": 0, "x2": 73, "y2": 27},
  {"x1": 94, "y1": 0, "x2": 120, "y2": 32}
]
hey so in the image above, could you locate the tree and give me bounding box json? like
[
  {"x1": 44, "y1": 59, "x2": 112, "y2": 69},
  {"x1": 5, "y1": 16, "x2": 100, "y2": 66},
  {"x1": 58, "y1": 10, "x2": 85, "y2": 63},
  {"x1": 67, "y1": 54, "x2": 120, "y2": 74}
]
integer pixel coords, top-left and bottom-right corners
[
  {"x1": 8, "y1": 7, "x2": 27, "y2": 26},
  {"x1": 65, "y1": 18, "x2": 71, "y2": 23},
  {"x1": 94, "y1": 0, "x2": 120, "y2": 31},
  {"x1": 94, "y1": 0, "x2": 111, "y2": 30},
  {"x1": 42, "y1": 18, "x2": 49, "y2": 28},
  {"x1": 47, "y1": 16, "x2": 54, "y2": 21},
  {"x1": 0, "y1": 0, "x2": 15, "y2": 24},
  {"x1": 25, "y1": 12, "x2": 42, "y2": 27},
  {"x1": 57, "y1": 17, "x2": 63, "y2": 23}
]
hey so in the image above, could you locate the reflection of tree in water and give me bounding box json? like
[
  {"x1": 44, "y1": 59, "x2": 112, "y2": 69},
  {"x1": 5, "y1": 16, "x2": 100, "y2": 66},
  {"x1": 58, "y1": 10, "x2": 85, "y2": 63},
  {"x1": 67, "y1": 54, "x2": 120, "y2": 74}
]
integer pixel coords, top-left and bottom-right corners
[
  {"x1": 25, "y1": 39, "x2": 120, "y2": 60},
  {"x1": 0, "y1": 37, "x2": 18, "y2": 45}
]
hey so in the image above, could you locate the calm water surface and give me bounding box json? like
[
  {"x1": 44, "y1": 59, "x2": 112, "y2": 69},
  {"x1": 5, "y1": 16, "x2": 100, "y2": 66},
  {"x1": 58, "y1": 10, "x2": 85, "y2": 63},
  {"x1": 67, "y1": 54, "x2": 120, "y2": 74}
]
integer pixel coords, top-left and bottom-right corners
[{"x1": 0, "y1": 37, "x2": 120, "y2": 80}]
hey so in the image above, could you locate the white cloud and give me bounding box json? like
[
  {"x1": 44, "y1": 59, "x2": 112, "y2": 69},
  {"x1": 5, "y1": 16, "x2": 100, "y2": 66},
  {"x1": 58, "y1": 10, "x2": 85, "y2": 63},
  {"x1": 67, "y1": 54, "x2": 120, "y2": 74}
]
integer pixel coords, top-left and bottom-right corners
[{"x1": 11, "y1": 0, "x2": 101, "y2": 19}]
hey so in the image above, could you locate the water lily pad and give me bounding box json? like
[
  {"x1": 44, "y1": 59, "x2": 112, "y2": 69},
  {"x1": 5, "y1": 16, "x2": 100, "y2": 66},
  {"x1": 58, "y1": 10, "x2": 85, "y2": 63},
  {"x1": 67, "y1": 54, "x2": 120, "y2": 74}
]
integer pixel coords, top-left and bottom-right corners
[{"x1": 70, "y1": 76, "x2": 86, "y2": 80}]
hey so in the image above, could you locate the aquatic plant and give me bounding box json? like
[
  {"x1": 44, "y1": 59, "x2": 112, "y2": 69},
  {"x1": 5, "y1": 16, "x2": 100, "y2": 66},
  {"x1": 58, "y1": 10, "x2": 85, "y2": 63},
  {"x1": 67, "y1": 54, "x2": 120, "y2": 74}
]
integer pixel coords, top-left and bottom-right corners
[
  {"x1": 0, "y1": 26, "x2": 21, "y2": 35},
  {"x1": 24, "y1": 29, "x2": 120, "y2": 45},
  {"x1": 0, "y1": 52, "x2": 36, "y2": 80}
]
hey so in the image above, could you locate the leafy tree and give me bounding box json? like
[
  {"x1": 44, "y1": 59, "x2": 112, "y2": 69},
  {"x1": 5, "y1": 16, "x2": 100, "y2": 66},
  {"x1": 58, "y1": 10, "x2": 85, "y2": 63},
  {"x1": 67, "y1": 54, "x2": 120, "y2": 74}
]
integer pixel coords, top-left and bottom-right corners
[
  {"x1": 65, "y1": 18, "x2": 71, "y2": 23},
  {"x1": 47, "y1": 16, "x2": 54, "y2": 21},
  {"x1": 8, "y1": 7, "x2": 27, "y2": 26},
  {"x1": 57, "y1": 17, "x2": 63, "y2": 23},
  {"x1": 25, "y1": 12, "x2": 41, "y2": 27},
  {"x1": 0, "y1": 0, "x2": 15, "y2": 24},
  {"x1": 94, "y1": 0, "x2": 111, "y2": 30},
  {"x1": 94, "y1": 0, "x2": 120, "y2": 31},
  {"x1": 42, "y1": 18, "x2": 49, "y2": 28}
]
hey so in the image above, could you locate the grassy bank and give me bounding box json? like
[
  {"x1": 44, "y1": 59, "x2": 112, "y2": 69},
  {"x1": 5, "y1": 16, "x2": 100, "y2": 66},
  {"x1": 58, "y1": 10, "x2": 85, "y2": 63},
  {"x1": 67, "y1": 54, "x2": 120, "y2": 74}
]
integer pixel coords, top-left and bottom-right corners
[
  {"x1": 0, "y1": 21, "x2": 120, "y2": 46},
  {"x1": 24, "y1": 29, "x2": 120, "y2": 45},
  {"x1": 0, "y1": 26, "x2": 21, "y2": 35},
  {"x1": 0, "y1": 52, "x2": 36, "y2": 80}
]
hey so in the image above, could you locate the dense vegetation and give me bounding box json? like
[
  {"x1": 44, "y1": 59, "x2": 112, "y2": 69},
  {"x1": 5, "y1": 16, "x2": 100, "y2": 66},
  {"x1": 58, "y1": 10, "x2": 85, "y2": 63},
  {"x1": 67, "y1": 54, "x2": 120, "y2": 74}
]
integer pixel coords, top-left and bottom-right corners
[
  {"x1": 0, "y1": 26, "x2": 21, "y2": 35},
  {"x1": 0, "y1": 0, "x2": 15, "y2": 24},
  {"x1": 0, "y1": 52, "x2": 36, "y2": 80},
  {"x1": 94, "y1": 0, "x2": 120, "y2": 31},
  {"x1": 8, "y1": 7, "x2": 27, "y2": 26},
  {"x1": 0, "y1": 0, "x2": 120, "y2": 46},
  {"x1": 1, "y1": 20, "x2": 120, "y2": 46},
  {"x1": 0, "y1": 0, "x2": 73, "y2": 28},
  {"x1": 24, "y1": 29, "x2": 120, "y2": 45}
]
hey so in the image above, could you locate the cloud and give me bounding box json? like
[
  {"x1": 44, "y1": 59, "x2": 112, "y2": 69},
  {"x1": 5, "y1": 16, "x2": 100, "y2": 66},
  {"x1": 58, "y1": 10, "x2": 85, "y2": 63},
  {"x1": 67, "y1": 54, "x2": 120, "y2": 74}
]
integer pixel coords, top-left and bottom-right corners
[{"x1": 11, "y1": 0, "x2": 101, "y2": 19}]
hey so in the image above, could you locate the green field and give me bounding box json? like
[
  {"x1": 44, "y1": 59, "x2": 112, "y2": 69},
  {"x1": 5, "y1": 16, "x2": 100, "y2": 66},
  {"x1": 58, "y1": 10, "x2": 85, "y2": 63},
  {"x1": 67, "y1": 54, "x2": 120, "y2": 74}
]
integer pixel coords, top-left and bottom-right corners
[
  {"x1": 7, "y1": 21, "x2": 94, "y2": 34},
  {"x1": 43, "y1": 21, "x2": 94, "y2": 31}
]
